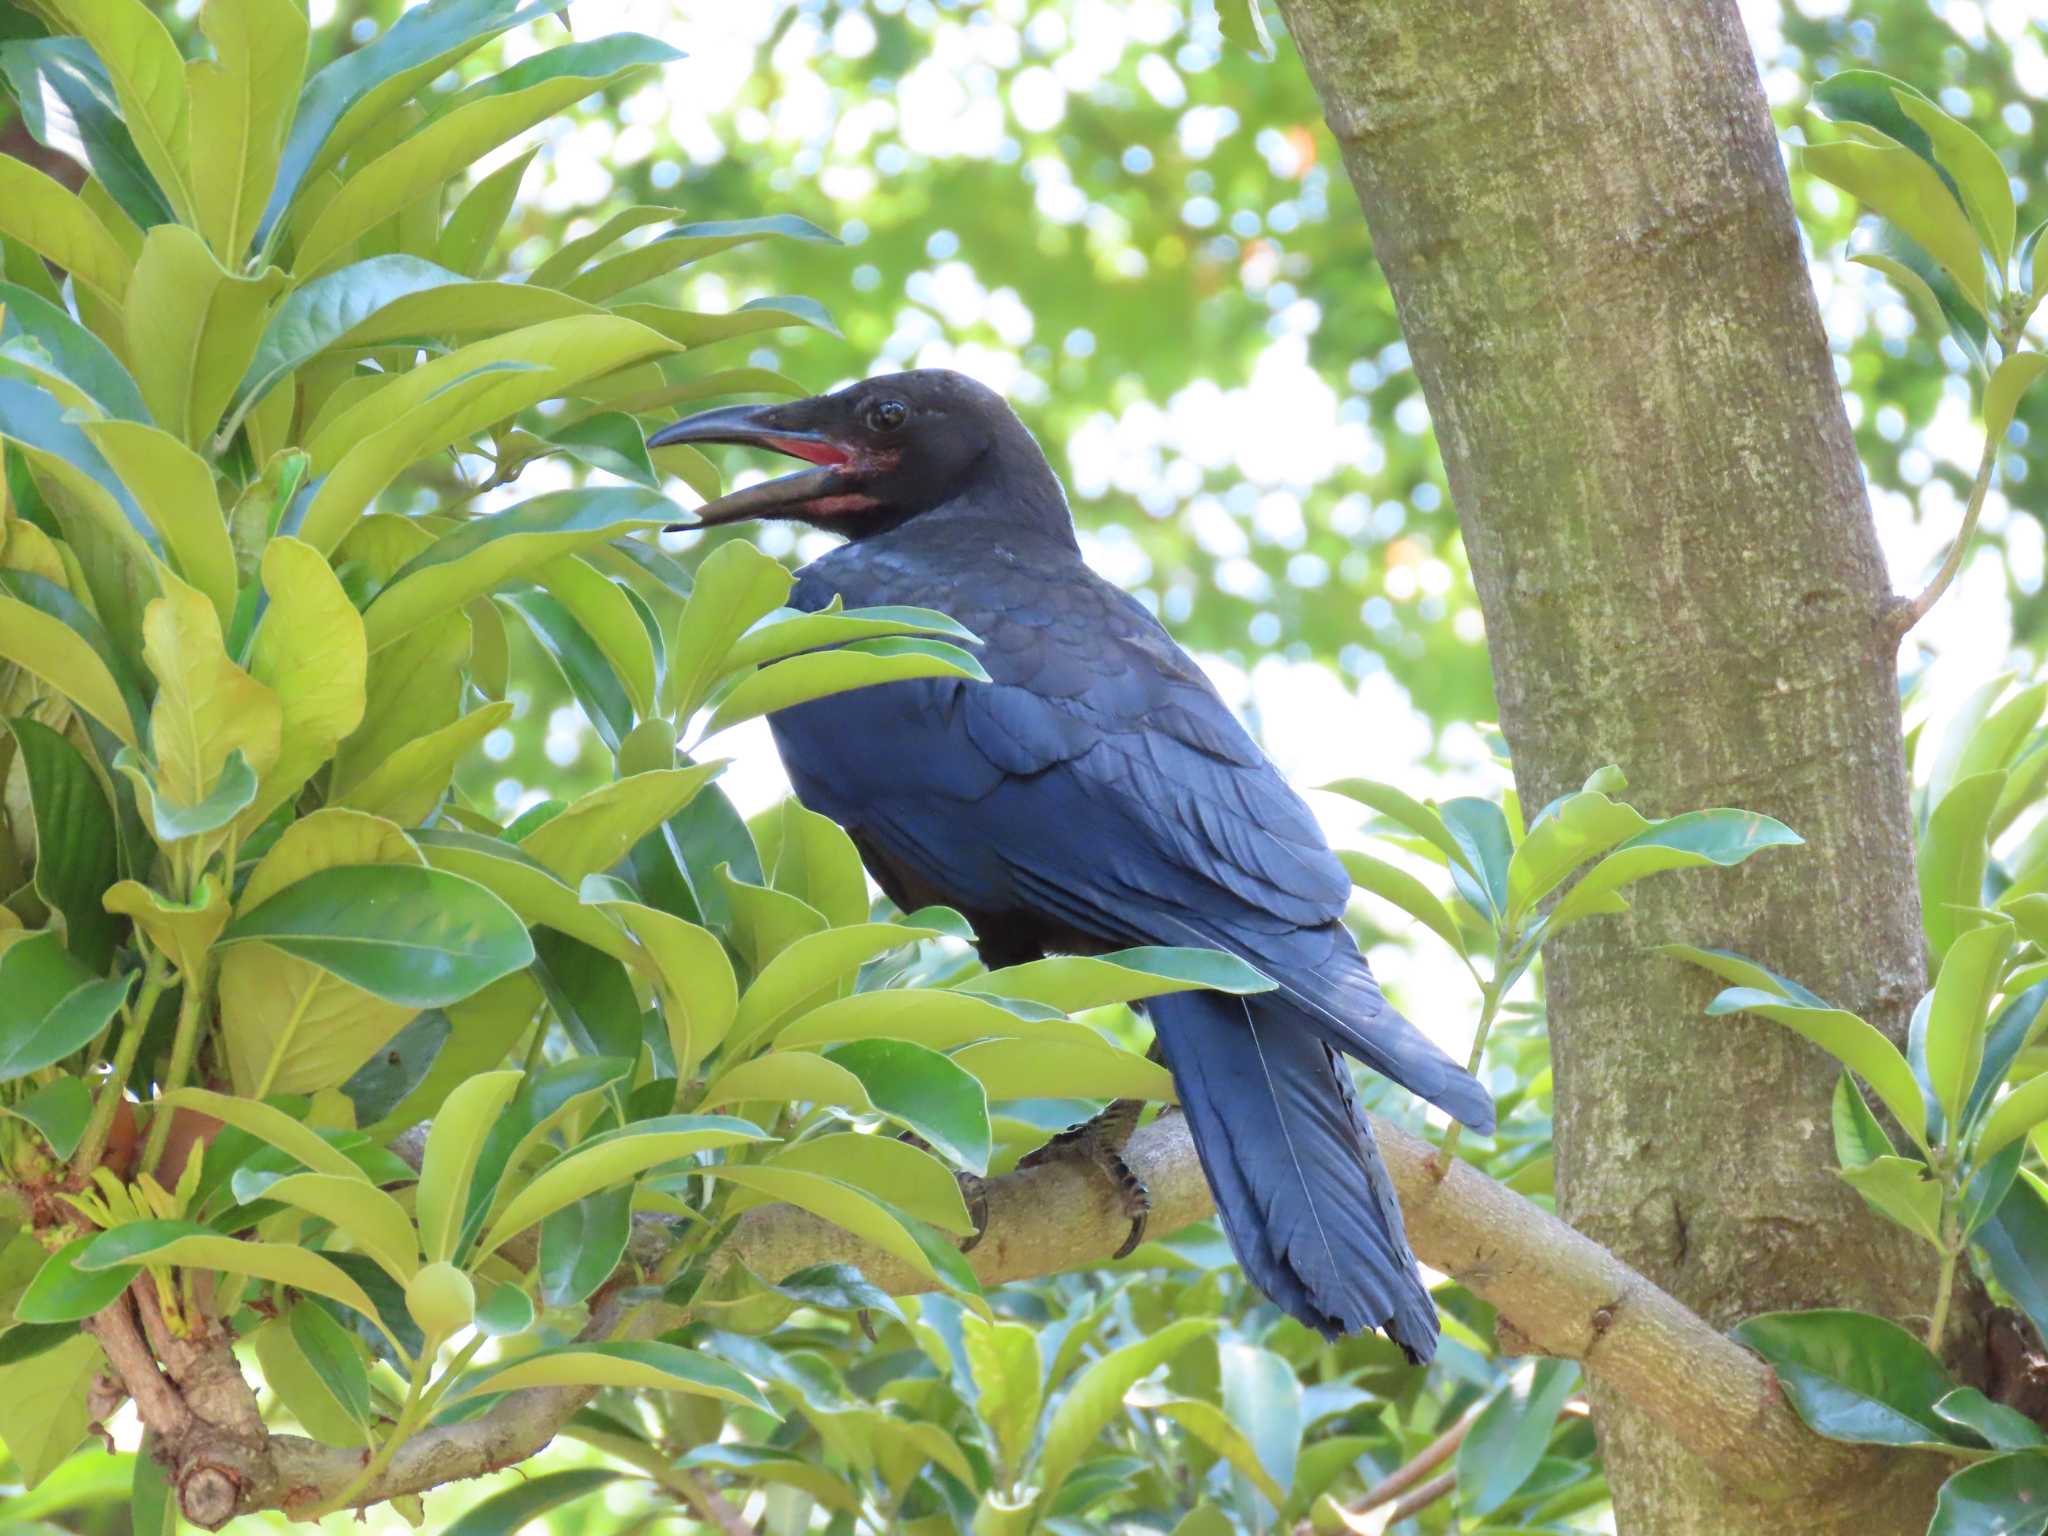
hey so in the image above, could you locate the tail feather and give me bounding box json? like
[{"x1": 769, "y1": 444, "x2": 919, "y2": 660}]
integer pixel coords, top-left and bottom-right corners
[{"x1": 1148, "y1": 989, "x2": 1438, "y2": 1360}]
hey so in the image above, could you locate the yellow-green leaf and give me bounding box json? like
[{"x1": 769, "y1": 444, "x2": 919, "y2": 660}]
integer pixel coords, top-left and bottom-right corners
[
  {"x1": 517, "y1": 765, "x2": 722, "y2": 883},
  {"x1": 125, "y1": 223, "x2": 286, "y2": 446},
  {"x1": 248, "y1": 1171, "x2": 418, "y2": 1284},
  {"x1": 74, "y1": 418, "x2": 237, "y2": 625},
  {"x1": 1894, "y1": 91, "x2": 2015, "y2": 270},
  {"x1": 188, "y1": 0, "x2": 308, "y2": 262},
  {"x1": 0, "y1": 155, "x2": 132, "y2": 307},
  {"x1": 160, "y1": 1086, "x2": 365, "y2": 1181},
  {"x1": 416, "y1": 1070, "x2": 524, "y2": 1264},
  {"x1": 141, "y1": 573, "x2": 282, "y2": 817},
  {"x1": 954, "y1": 1037, "x2": 1177, "y2": 1103},
  {"x1": 47, "y1": 0, "x2": 195, "y2": 225},
  {"x1": 80, "y1": 1224, "x2": 388, "y2": 1343},
  {"x1": 1986, "y1": 352, "x2": 2048, "y2": 450},
  {"x1": 730, "y1": 923, "x2": 939, "y2": 1055},
  {"x1": 708, "y1": 1164, "x2": 940, "y2": 1281},
  {"x1": 102, "y1": 877, "x2": 227, "y2": 978},
  {"x1": 663, "y1": 540, "x2": 794, "y2": 718},
  {"x1": 335, "y1": 700, "x2": 512, "y2": 825},
  {"x1": 245, "y1": 536, "x2": 368, "y2": 826},
  {"x1": 597, "y1": 898, "x2": 737, "y2": 1077},
  {"x1": 767, "y1": 1133, "x2": 977, "y2": 1236},
  {"x1": 1801, "y1": 139, "x2": 1988, "y2": 312}
]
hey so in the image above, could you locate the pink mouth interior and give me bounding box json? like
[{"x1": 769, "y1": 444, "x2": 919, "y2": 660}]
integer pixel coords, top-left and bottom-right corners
[{"x1": 762, "y1": 434, "x2": 852, "y2": 467}]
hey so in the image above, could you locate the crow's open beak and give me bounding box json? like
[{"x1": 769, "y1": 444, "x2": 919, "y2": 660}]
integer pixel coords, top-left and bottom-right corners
[{"x1": 651, "y1": 401, "x2": 870, "y2": 528}]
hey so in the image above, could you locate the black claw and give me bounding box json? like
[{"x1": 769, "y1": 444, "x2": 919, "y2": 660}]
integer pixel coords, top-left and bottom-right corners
[
  {"x1": 1019, "y1": 1100, "x2": 1152, "y2": 1256},
  {"x1": 957, "y1": 1171, "x2": 991, "y2": 1253}
]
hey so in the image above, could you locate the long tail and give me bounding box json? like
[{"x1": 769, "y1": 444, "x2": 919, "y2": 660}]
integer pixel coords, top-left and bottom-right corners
[{"x1": 1147, "y1": 989, "x2": 1439, "y2": 1359}]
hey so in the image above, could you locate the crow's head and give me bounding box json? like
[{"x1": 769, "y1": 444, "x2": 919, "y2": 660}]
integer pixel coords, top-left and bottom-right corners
[{"x1": 650, "y1": 368, "x2": 1065, "y2": 539}]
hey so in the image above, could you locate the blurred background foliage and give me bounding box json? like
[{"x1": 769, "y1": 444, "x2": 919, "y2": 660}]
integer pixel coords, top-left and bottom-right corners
[{"x1": 6, "y1": 0, "x2": 2043, "y2": 1531}]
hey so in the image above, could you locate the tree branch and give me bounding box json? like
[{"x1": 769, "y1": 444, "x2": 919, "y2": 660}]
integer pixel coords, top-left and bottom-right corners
[{"x1": 127, "y1": 1110, "x2": 1877, "y2": 1525}]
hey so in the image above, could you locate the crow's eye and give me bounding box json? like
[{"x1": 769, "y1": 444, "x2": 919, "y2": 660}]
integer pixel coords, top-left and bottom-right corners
[{"x1": 864, "y1": 399, "x2": 907, "y2": 433}]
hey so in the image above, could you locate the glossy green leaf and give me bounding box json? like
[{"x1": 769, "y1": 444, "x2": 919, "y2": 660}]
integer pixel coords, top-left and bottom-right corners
[
  {"x1": 1657, "y1": 943, "x2": 1832, "y2": 1007},
  {"x1": 364, "y1": 486, "x2": 672, "y2": 653},
  {"x1": 457, "y1": 1340, "x2": 774, "y2": 1414},
  {"x1": 1801, "y1": 138, "x2": 1988, "y2": 312},
  {"x1": 0, "y1": 37, "x2": 171, "y2": 230},
  {"x1": 116, "y1": 744, "x2": 257, "y2": 842},
  {"x1": 518, "y1": 764, "x2": 723, "y2": 883},
  {"x1": 46, "y1": 0, "x2": 193, "y2": 223},
  {"x1": 1706, "y1": 987, "x2": 1926, "y2": 1150},
  {"x1": 438, "y1": 145, "x2": 538, "y2": 275},
  {"x1": 1037, "y1": 1317, "x2": 1217, "y2": 1506},
  {"x1": 961, "y1": 1313, "x2": 1041, "y2": 1483},
  {"x1": 4, "y1": 717, "x2": 117, "y2": 969},
  {"x1": 538, "y1": 1185, "x2": 634, "y2": 1309},
  {"x1": 730, "y1": 922, "x2": 937, "y2": 1051},
  {"x1": 1890, "y1": 91, "x2": 2015, "y2": 270},
  {"x1": 1550, "y1": 811, "x2": 1802, "y2": 928},
  {"x1": 1928, "y1": 1452, "x2": 2048, "y2": 1536},
  {"x1": 724, "y1": 602, "x2": 979, "y2": 672},
  {"x1": 1323, "y1": 778, "x2": 1478, "y2": 877},
  {"x1": 1922, "y1": 773, "x2": 2006, "y2": 961},
  {"x1": 702, "y1": 636, "x2": 991, "y2": 736},
  {"x1": 1925, "y1": 918, "x2": 2013, "y2": 1128},
  {"x1": 0, "y1": 931, "x2": 132, "y2": 1084},
  {"x1": 1217, "y1": 0, "x2": 1275, "y2": 59},
  {"x1": 79, "y1": 1222, "x2": 386, "y2": 1336},
  {"x1": 292, "y1": 35, "x2": 679, "y2": 277},
  {"x1": 0, "y1": 1333, "x2": 101, "y2": 1488},
  {"x1": 766, "y1": 1133, "x2": 976, "y2": 1235},
  {"x1": 473, "y1": 1280, "x2": 535, "y2": 1339},
  {"x1": 707, "y1": 1164, "x2": 942, "y2": 1281},
  {"x1": 413, "y1": 827, "x2": 634, "y2": 963},
  {"x1": 1506, "y1": 789, "x2": 1650, "y2": 924},
  {"x1": 954, "y1": 1037, "x2": 1177, "y2": 1104},
  {"x1": 824, "y1": 1038, "x2": 992, "y2": 1175},
  {"x1": 477, "y1": 1115, "x2": 769, "y2": 1255},
  {"x1": 1839, "y1": 1155, "x2": 1944, "y2": 1245},
  {"x1": 219, "y1": 863, "x2": 533, "y2": 1008},
  {"x1": 1832, "y1": 1072, "x2": 1897, "y2": 1168},
  {"x1": 415, "y1": 1069, "x2": 524, "y2": 1264},
  {"x1": 14, "y1": 1236, "x2": 138, "y2": 1324},
  {"x1": 287, "y1": 1299, "x2": 372, "y2": 1431},
  {"x1": 441, "y1": 1468, "x2": 623, "y2": 1536},
  {"x1": 160, "y1": 1087, "x2": 368, "y2": 1182},
  {"x1": 0, "y1": 281, "x2": 147, "y2": 421},
  {"x1": 188, "y1": 0, "x2": 307, "y2": 262},
  {"x1": 0, "y1": 154, "x2": 130, "y2": 306},
  {"x1": 663, "y1": 539, "x2": 797, "y2": 717},
  {"x1": 1, "y1": 1078, "x2": 90, "y2": 1162},
  {"x1": 1339, "y1": 849, "x2": 1467, "y2": 956},
  {"x1": 971, "y1": 946, "x2": 1273, "y2": 1011},
  {"x1": 1986, "y1": 352, "x2": 2048, "y2": 450},
  {"x1": 1730, "y1": 1309, "x2": 1961, "y2": 1449},
  {"x1": 1936, "y1": 1388, "x2": 2048, "y2": 1452},
  {"x1": 1456, "y1": 1359, "x2": 1581, "y2": 1517},
  {"x1": 236, "y1": 1170, "x2": 419, "y2": 1283}
]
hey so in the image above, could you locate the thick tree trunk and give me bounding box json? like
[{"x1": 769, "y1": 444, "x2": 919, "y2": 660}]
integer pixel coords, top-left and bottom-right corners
[{"x1": 1275, "y1": 2, "x2": 1951, "y2": 1531}]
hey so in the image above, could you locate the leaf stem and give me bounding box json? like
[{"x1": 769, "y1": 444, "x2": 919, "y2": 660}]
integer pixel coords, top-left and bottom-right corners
[
  {"x1": 139, "y1": 960, "x2": 212, "y2": 1175},
  {"x1": 74, "y1": 950, "x2": 173, "y2": 1179},
  {"x1": 1436, "y1": 970, "x2": 1507, "y2": 1174},
  {"x1": 1928, "y1": 1189, "x2": 1961, "y2": 1356},
  {"x1": 1896, "y1": 428, "x2": 2002, "y2": 637}
]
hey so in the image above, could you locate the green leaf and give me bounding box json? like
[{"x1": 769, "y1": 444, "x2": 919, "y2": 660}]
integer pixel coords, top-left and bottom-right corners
[
  {"x1": 1802, "y1": 138, "x2": 1989, "y2": 313},
  {"x1": 45, "y1": 0, "x2": 194, "y2": 225},
  {"x1": 219, "y1": 864, "x2": 534, "y2": 1008},
  {"x1": 1, "y1": 1078, "x2": 91, "y2": 1162},
  {"x1": 777, "y1": 989, "x2": 1041, "y2": 1051},
  {"x1": 438, "y1": 146, "x2": 538, "y2": 276},
  {"x1": 724, "y1": 602, "x2": 980, "y2": 672},
  {"x1": 663, "y1": 539, "x2": 796, "y2": 717},
  {"x1": 1438, "y1": 796, "x2": 1513, "y2": 923},
  {"x1": 825, "y1": 1038, "x2": 993, "y2": 1175},
  {"x1": 729, "y1": 922, "x2": 937, "y2": 1051},
  {"x1": 1839, "y1": 1155, "x2": 1945, "y2": 1245},
  {"x1": 233, "y1": 254, "x2": 470, "y2": 421},
  {"x1": 707, "y1": 1164, "x2": 944, "y2": 1281},
  {"x1": 4, "y1": 716, "x2": 117, "y2": 969},
  {"x1": 160, "y1": 1087, "x2": 368, "y2": 1182},
  {"x1": 1505, "y1": 790, "x2": 1650, "y2": 925},
  {"x1": 1706, "y1": 988, "x2": 1926, "y2": 1151},
  {"x1": 1730, "y1": 1310, "x2": 1962, "y2": 1449},
  {"x1": 1929, "y1": 1452, "x2": 2048, "y2": 1536},
  {"x1": 961, "y1": 1314, "x2": 1042, "y2": 1482},
  {"x1": 0, "y1": 570, "x2": 146, "y2": 748},
  {"x1": 1658, "y1": 943, "x2": 1831, "y2": 1006},
  {"x1": 413, "y1": 828, "x2": 636, "y2": 964},
  {"x1": 116, "y1": 743, "x2": 257, "y2": 842},
  {"x1": 0, "y1": 153, "x2": 130, "y2": 306},
  {"x1": 954, "y1": 1037, "x2": 1177, "y2": 1104},
  {"x1": 441, "y1": 1469, "x2": 622, "y2": 1536},
  {"x1": 1891, "y1": 92, "x2": 2015, "y2": 271},
  {"x1": 1216, "y1": 0, "x2": 1274, "y2": 60},
  {"x1": 1037, "y1": 1317, "x2": 1217, "y2": 1506},
  {"x1": 560, "y1": 214, "x2": 839, "y2": 304},
  {"x1": 1339, "y1": 849, "x2": 1467, "y2": 956},
  {"x1": 415, "y1": 1069, "x2": 524, "y2": 1264},
  {"x1": 766, "y1": 1134, "x2": 976, "y2": 1236},
  {"x1": 1986, "y1": 352, "x2": 2048, "y2": 450},
  {"x1": 531, "y1": 410, "x2": 658, "y2": 487},
  {"x1": 702, "y1": 637, "x2": 991, "y2": 736},
  {"x1": 1832, "y1": 1072, "x2": 1897, "y2": 1168},
  {"x1": 1216, "y1": 1340, "x2": 1301, "y2": 1522},
  {"x1": 1923, "y1": 772, "x2": 2007, "y2": 960},
  {"x1": 80, "y1": 418, "x2": 239, "y2": 625},
  {"x1": 457, "y1": 1340, "x2": 774, "y2": 1414},
  {"x1": 767, "y1": 797, "x2": 871, "y2": 929},
  {"x1": 473, "y1": 1279, "x2": 535, "y2": 1338},
  {"x1": 1973, "y1": 1071, "x2": 2048, "y2": 1166},
  {"x1": 1936, "y1": 1388, "x2": 2048, "y2": 1452},
  {"x1": 1323, "y1": 778, "x2": 1480, "y2": 878},
  {"x1": 1456, "y1": 1359, "x2": 1582, "y2": 1517},
  {"x1": 80, "y1": 1223, "x2": 387, "y2": 1338},
  {"x1": 288, "y1": 1298, "x2": 372, "y2": 1430},
  {"x1": 0, "y1": 37, "x2": 171, "y2": 230},
  {"x1": 476, "y1": 1115, "x2": 769, "y2": 1256},
  {"x1": 1924, "y1": 918, "x2": 2014, "y2": 1128},
  {"x1": 538, "y1": 1186, "x2": 633, "y2": 1309},
  {"x1": 293, "y1": 36, "x2": 679, "y2": 277},
  {"x1": 127, "y1": 224, "x2": 287, "y2": 446},
  {"x1": 188, "y1": 0, "x2": 308, "y2": 263},
  {"x1": 14, "y1": 1236, "x2": 138, "y2": 1324},
  {"x1": 594, "y1": 897, "x2": 737, "y2": 1076},
  {"x1": 1550, "y1": 811, "x2": 1803, "y2": 928},
  {"x1": 0, "y1": 280, "x2": 148, "y2": 421},
  {"x1": 0, "y1": 931, "x2": 133, "y2": 1084},
  {"x1": 0, "y1": 1332, "x2": 101, "y2": 1488},
  {"x1": 970, "y1": 946, "x2": 1273, "y2": 1011},
  {"x1": 517, "y1": 764, "x2": 723, "y2": 884},
  {"x1": 236, "y1": 1170, "x2": 419, "y2": 1284}
]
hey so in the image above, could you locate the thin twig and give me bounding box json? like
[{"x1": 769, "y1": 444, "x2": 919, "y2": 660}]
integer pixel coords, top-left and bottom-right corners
[
  {"x1": 1893, "y1": 425, "x2": 2002, "y2": 638},
  {"x1": 1385, "y1": 1469, "x2": 1457, "y2": 1523},
  {"x1": 1296, "y1": 1400, "x2": 1481, "y2": 1535}
]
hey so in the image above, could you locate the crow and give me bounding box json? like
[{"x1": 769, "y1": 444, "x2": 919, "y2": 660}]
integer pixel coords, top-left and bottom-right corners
[{"x1": 651, "y1": 368, "x2": 1492, "y2": 1357}]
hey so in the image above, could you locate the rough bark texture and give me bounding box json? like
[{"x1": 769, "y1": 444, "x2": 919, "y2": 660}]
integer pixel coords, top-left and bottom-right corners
[{"x1": 1274, "y1": 2, "x2": 1948, "y2": 1531}]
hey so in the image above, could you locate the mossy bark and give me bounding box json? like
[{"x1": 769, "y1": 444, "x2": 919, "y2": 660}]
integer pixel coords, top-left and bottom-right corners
[{"x1": 1275, "y1": 2, "x2": 1950, "y2": 1530}]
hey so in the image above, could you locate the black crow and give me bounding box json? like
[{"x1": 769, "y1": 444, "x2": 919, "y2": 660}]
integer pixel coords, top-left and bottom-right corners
[{"x1": 651, "y1": 369, "x2": 1493, "y2": 1356}]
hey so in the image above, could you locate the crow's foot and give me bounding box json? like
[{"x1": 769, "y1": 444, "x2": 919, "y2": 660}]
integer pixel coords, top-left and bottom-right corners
[
  {"x1": 898, "y1": 1130, "x2": 994, "y2": 1252},
  {"x1": 1017, "y1": 1099, "x2": 1151, "y2": 1259}
]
